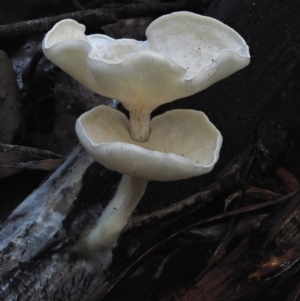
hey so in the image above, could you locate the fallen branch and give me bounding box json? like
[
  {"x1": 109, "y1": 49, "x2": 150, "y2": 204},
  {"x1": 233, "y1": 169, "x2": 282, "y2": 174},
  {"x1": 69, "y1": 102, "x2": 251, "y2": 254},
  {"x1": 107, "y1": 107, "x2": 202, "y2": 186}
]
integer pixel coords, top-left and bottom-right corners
[
  {"x1": 0, "y1": 142, "x2": 64, "y2": 159},
  {"x1": 0, "y1": 0, "x2": 187, "y2": 43},
  {"x1": 128, "y1": 186, "x2": 282, "y2": 229},
  {"x1": 0, "y1": 146, "x2": 93, "y2": 278},
  {"x1": 0, "y1": 158, "x2": 64, "y2": 171},
  {"x1": 0, "y1": 9, "x2": 116, "y2": 42}
]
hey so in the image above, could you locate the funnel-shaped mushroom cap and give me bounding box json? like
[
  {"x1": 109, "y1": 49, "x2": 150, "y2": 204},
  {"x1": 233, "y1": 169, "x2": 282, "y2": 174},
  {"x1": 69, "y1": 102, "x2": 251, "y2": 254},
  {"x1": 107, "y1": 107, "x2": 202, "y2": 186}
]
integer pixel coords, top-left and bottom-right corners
[
  {"x1": 75, "y1": 105, "x2": 222, "y2": 181},
  {"x1": 43, "y1": 12, "x2": 250, "y2": 114}
]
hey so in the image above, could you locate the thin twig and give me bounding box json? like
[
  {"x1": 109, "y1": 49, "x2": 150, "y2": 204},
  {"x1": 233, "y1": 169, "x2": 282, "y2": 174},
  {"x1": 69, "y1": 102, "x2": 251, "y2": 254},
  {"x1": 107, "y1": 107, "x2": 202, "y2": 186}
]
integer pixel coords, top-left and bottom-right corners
[
  {"x1": 71, "y1": 0, "x2": 86, "y2": 10},
  {"x1": 0, "y1": 9, "x2": 116, "y2": 42},
  {"x1": 0, "y1": 158, "x2": 64, "y2": 171},
  {"x1": 0, "y1": 1, "x2": 187, "y2": 42},
  {"x1": 128, "y1": 187, "x2": 282, "y2": 229},
  {"x1": 0, "y1": 143, "x2": 64, "y2": 159}
]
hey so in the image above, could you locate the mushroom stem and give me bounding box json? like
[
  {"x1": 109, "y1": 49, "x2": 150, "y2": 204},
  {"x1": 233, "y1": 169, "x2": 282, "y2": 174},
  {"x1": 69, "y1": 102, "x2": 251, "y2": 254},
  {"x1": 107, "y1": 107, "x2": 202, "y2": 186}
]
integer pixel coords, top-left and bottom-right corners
[
  {"x1": 84, "y1": 176, "x2": 148, "y2": 251},
  {"x1": 129, "y1": 110, "x2": 151, "y2": 142},
  {"x1": 99, "y1": 175, "x2": 131, "y2": 224}
]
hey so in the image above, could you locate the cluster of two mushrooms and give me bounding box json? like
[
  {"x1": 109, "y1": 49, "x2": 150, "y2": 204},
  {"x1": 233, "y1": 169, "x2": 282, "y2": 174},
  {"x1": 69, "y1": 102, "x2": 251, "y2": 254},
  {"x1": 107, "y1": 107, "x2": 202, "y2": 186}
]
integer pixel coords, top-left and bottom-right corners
[{"x1": 43, "y1": 12, "x2": 250, "y2": 251}]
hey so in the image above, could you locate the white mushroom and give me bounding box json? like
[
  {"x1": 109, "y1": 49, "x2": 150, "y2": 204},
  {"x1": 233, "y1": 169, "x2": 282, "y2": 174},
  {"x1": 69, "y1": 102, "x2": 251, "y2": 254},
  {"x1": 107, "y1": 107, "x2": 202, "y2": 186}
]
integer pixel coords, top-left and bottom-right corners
[
  {"x1": 42, "y1": 11, "x2": 250, "y2": 251},
  {"x1": 76, "y1": 105, "x2": 222, "y2": 251},
  {"x1": 43, "y1": 11, "x2": 250, "y2": 142}
]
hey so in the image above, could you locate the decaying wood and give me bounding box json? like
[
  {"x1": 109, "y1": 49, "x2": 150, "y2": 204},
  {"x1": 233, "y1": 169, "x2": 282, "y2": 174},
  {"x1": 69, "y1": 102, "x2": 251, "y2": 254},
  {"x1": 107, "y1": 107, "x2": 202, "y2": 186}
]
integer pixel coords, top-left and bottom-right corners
[
  {"x1": 178, "y1": 190, "x2": 300, "y2": 301},
  {"x1": 0, "y1": 143, "x2": 64, "y2": 159},
  {"x1": 0, "y1": 147, "x2": 93, "y2": 278},
  {"x1": 0, "y1": 158, "x2": 64, "y2": 171},
  {"x1": 98, "y1": 193, "x2": 293, "y2": 301}
]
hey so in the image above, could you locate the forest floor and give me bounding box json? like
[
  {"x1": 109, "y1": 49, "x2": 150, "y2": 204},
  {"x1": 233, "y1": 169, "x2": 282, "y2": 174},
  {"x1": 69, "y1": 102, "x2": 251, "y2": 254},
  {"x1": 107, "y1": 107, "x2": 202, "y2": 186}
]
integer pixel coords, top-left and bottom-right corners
[{"x1": 0, "y1": 1, "x2": 300, "y2": 301}]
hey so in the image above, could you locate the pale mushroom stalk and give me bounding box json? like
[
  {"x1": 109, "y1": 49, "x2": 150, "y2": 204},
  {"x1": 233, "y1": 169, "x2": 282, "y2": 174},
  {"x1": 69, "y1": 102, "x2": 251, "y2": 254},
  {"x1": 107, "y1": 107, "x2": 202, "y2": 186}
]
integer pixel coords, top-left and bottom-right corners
[
  {"x1": 84, "y1": 177, "x2": 147, "y2": 251},
  {"x1": 129, "y1": 109, "x2": 151, "y2": 142},
  {"x1": 98, "y1": 175, "x2": 131, "y2": 224}
]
